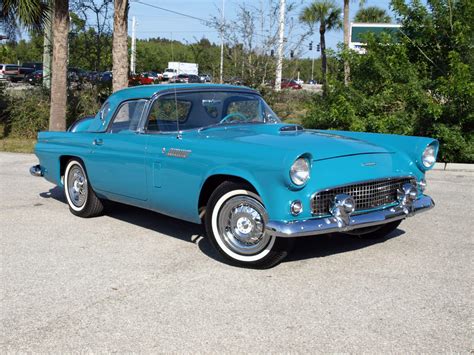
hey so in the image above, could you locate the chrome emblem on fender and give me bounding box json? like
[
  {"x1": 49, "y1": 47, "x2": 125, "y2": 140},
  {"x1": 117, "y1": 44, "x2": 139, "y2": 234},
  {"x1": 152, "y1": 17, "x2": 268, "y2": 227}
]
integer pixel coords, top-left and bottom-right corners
[
  {"x1": 362, "y1": 162, "x2": 376, "y2": 167},
  {"x1": 166, "y1": 148, "x2": 191, "y2": 159}
]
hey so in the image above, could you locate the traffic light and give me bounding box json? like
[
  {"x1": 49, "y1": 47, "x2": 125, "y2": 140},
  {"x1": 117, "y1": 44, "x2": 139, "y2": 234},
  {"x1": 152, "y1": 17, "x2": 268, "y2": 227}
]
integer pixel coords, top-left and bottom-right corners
[
  {"x1": 317, "y1": 43, "x2": 320, "y2": 52},
  {"x1": 290, "y1": 50, "x2": 294, "y2": 58},
  {"x1": 271, "y1": 49, "x2": 274, "y2": 57},
  {"x1": 309, "y1": 41, "x2": 313, "y2": 51}
]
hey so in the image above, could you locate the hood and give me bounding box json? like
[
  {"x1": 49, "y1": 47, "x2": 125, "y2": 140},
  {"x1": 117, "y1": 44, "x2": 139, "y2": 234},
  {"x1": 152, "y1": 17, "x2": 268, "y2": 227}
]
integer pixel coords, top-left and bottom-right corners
[{"x1": 195, "y1": 124, "x2": 393, "y2": 161}]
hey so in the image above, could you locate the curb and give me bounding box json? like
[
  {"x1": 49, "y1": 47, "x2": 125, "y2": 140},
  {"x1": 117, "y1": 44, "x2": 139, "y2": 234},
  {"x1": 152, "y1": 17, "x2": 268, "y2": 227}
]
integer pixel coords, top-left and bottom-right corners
[{"x1": 432, "y1": 163, "x2": 474, "y2": 172}]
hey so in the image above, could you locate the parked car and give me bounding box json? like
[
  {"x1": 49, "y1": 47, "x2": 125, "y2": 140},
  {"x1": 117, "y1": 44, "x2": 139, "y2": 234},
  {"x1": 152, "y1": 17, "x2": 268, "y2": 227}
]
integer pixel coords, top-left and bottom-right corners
[
  {"x1": 30, "y1": 84, "x2": 437, "y2": 268},
  {"x1": 0, "y1": 64, "x2": 21, "y2": 82},
  {"x1": 199, "y1": 73, "x2": 212, "y2": 82},
  {"x1": 24, "y1": 70, "x2": 43, "y2": 85},
  {"x1": 139, "y1": 72, "x2": 159, "y2": 85},
  {"x1": 281, "y1": 79, "x2": 302, "y2": 90},
  {"x1": 100, "y1": 71, "x2": 112, "y2": 83},
  {"x1": 224, "y1": 77, "x2": 243, "y2": 85},
  {"x1": 172, "y1": 74, "x2": 202, "y2": 83},
  {"x1": 19, "y1": 62, "x2": 43, "y2": 79},
  {"x1": 308, "y1": 79, "x2": 317, "y2": 85},
  {"x1": 86, "y1": 71, "x2": 100, "y2": 82},
  {"x1": 295, "y1": 78, "x2": 304, "y2": 85},
  {"x1": 68, "y1": 67, "x2": 87, "y2": 82}
]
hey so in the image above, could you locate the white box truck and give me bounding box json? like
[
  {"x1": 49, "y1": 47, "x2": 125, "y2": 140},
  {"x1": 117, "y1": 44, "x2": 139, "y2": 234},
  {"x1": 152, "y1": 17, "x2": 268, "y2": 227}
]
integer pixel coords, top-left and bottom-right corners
[{"x1": 162, "y1": 62, "x2": 198, "y2": 80}]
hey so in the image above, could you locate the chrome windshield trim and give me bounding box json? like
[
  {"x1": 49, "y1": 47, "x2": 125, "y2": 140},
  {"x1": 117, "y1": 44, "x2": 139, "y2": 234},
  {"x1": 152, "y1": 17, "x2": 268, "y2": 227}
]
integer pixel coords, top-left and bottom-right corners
[{"x1": 140, "y1": 87, "x2": 275, "y2": 135}]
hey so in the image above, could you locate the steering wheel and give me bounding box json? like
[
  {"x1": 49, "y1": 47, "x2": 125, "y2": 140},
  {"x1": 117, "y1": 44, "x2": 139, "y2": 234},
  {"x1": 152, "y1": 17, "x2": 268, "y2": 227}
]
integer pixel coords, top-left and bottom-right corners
[{"x1": 220, "y1": 112, "x2": 249, "y2": 124}]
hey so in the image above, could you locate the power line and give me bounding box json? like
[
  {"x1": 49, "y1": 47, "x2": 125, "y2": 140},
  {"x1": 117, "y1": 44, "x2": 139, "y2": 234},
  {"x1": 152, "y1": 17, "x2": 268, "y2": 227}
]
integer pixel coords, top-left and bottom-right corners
[{"x1": 131, "y1": 0, "x2": 212, "y2": 25}]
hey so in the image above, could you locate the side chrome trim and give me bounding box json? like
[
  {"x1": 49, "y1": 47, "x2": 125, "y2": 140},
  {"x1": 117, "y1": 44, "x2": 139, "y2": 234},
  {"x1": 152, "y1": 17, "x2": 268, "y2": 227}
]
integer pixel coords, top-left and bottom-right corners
[{"x1": 266, "y1": 195, "x2": 434, "y2": 238}]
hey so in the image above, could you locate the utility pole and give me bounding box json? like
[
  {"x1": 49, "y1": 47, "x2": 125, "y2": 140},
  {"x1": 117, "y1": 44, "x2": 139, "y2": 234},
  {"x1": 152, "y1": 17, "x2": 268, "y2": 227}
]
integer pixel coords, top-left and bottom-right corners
[
  {"x1": 274, "y1": 0, "x2": 285, "y2": 91},
  {"x1": 130, "y1": 16, "x2": 137, "y2": 74},
  {"x1": 311, "y1": 41, "x2": 315, "y2": 82},
  {"x1": 219, "y1": 0, "x2": 225, "y2": 84},
  {"x1": 42, "y1": 2, "x2": 53, "y2": 89}
]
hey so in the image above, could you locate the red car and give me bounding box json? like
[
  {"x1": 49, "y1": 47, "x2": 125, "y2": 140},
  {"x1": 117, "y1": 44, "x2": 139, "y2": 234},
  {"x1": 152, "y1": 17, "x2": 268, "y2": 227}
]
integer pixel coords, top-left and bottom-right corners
[{"x1": 281, "y1": 79, "x2": 302, "y2": 90}]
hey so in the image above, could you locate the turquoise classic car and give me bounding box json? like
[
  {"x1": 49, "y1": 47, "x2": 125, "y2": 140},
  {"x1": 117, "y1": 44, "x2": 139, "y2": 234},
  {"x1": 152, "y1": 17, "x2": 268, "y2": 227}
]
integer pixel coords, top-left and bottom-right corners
[{"x1": 31, "y1": 84, "x2": 437, "y2": 268}]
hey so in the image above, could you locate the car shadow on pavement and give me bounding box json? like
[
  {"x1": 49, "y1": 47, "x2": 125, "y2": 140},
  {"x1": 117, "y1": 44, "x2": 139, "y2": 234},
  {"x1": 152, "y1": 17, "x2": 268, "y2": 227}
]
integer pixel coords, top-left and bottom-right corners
[
  {"x1": 286, "y1": 229, "x2": 405, "y2": 263},
  {"x1": 39, "y1": 186, "x2": 220, "y2": 261},
  {"x1": 40, "y1": 186, "x2": 405, "y2": 266}
]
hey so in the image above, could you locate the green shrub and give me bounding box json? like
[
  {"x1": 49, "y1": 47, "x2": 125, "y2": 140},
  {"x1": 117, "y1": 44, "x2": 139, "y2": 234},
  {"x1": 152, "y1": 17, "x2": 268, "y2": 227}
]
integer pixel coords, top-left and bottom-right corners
[
  {"x1": 7, "y1": 89, "x2": 50, "y2": 138},
  {"x1": 303, "y1": 29, "x2": 473, "y2": 163},
  {"x1": 260, "y1": 86, "x2": 313, "y2": 124},
  {"x1": 2, "y1": 85, "x2": 105, "y2": 138}
]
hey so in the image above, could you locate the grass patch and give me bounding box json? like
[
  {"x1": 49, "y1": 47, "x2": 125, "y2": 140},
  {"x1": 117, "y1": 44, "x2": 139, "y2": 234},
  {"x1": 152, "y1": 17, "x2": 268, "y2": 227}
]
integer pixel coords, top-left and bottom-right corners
[
  {"x1": 0, "y1": 124, "x2": 36, "y2": 153},
  {"x1": 0, "y1": 137, "x2": 36, "y2": 153}
]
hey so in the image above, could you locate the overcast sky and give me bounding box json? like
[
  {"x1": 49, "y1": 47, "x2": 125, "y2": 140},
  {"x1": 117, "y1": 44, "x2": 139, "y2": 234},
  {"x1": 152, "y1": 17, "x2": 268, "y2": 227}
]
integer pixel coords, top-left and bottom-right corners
[{"x1": 128, "y1": 0, "x2": 396, "y2": 58}]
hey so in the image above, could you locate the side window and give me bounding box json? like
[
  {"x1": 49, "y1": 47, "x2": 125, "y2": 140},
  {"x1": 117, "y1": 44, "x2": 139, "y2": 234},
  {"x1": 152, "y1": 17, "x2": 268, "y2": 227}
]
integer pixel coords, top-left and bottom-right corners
[
  {"x1": 146, "y1": 97, "x2": 191, "y2": 132},
  {"x1": 99, "y1": 101, "x2": 110, "y2": 121},
  {"x1": 110, "y1": 100, "x2": 146, "y2": 133}
]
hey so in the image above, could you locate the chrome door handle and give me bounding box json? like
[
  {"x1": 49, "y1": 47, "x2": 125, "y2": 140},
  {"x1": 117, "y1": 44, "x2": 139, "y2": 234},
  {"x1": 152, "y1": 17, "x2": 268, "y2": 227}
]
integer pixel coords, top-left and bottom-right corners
[{"x1": 93, "y1": 138, "x2": 103, "y2": 146}]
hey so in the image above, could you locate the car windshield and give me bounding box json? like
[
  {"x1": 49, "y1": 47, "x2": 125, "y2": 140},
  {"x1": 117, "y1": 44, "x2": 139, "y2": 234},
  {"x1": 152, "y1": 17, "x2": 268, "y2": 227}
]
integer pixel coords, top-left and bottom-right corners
[{"x1": 146, "y1": 91, "x2": 281, "y2": 133}]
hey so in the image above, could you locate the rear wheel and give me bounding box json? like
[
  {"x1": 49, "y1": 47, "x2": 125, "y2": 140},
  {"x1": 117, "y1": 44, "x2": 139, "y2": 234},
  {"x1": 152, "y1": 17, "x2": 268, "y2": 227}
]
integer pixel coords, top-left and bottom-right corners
[
  {"x1": 64, "y1": 159, "x2": 103, "y2": 218},
  {"x1": 205, "y1": 182, "x2": 293, "y2": 268}
]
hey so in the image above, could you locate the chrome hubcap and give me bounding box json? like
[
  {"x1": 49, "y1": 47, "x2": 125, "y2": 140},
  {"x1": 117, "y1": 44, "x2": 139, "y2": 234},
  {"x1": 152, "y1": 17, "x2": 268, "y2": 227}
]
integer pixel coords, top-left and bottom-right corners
[
  {"x1": 217, "y1": 196, "x2": 270, "y2": 255},
  {"x1": 67, "y1": 165, "x2": 87, "y2": 207}
]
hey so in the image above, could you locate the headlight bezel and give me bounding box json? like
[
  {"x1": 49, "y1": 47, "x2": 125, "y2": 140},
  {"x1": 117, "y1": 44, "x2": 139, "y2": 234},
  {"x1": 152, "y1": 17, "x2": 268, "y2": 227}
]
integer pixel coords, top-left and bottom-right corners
[
  {"x1": 289, "y1": 156, "x2": 311, "y2": 187},
  {"x1": 420, "y1": 143, "x2": 438, "y2": 170}
]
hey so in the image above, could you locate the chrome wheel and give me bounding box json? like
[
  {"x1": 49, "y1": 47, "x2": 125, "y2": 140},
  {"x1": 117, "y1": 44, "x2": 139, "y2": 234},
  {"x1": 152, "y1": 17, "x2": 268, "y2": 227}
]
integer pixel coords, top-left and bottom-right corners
[
  {"x1": 217, "y1": 196, "x2": 270, "y2": 255},
  {"x1": 67, "y1": 164, "x2": 87, "y2": 208}
]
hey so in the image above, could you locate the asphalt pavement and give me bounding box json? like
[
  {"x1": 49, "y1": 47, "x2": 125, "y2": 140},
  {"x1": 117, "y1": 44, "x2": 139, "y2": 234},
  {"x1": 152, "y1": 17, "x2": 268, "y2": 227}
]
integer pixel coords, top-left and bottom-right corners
[{"x1": 1, "y1": 152, "x2": 472, "y2": 352}]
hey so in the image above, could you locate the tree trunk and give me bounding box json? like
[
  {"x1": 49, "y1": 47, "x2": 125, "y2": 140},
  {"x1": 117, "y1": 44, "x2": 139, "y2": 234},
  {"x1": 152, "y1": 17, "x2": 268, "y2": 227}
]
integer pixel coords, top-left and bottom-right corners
[
  {"x1": 49, "y1": 0, "x2": 69, "y2": 131},
  {"x1": 42, "y1": 2, "x2": 53, "y2": 90},
  {"x1": 112, "y1": 0, "x2": 129, "y2": 92},
  {"x1": 320, "y1": 24, "x2": 327, "y2": 95},
  {"x1": 343, "y1": 0, "x2": 350, "y2": 85}
]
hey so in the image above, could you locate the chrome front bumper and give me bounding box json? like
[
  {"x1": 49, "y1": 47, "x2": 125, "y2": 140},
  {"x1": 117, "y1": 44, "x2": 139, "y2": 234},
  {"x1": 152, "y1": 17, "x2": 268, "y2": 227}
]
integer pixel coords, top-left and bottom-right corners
[{"x1": 266, "y1": 195, "x2": 434, "y2": 238}]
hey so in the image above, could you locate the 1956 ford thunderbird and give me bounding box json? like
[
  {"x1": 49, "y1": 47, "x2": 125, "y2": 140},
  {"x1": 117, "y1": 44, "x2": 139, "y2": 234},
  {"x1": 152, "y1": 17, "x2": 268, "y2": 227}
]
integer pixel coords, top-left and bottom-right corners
[{"x1": 31, "y1": 84, "x2": 437, "y2": 268}]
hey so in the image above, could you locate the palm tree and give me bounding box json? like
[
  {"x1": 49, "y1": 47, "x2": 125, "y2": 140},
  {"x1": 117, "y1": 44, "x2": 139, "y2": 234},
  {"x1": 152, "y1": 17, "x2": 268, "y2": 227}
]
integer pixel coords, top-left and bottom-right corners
[
  {"x1": 1, "y1": 0, "x2": 67, "y2": 132},
  {"x1": 354, "y1": 6, "x2": 392, "y2": 23},
  {"x1": 112, "y1": 0, "x2": 129, "y2": 92},
  {"x1": 49, "y1": 0, "x2": 69, "y2": 131},
  {"x1": 300, "y1": 0, "x2": 342, "y2": 93},
  {"x1": 343, "y1": 0, "x2": 365, "y2": 86},
  {"x1": 0, "y1": 0, "x2": 49, "y2": 39}
]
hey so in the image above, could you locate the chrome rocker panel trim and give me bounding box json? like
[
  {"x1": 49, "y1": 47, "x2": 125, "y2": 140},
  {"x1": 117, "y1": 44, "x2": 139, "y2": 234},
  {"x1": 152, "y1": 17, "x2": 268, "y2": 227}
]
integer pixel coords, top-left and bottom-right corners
[{"x1": 266, "y1": 195, "x2": 434, "y2": 238}]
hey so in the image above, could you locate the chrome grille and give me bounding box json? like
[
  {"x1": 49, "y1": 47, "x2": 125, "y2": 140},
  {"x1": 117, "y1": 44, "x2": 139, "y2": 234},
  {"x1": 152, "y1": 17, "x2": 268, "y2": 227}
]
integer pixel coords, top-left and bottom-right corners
[{"x1": 311, "y1": 177, "x2": 416, "y2": 216}]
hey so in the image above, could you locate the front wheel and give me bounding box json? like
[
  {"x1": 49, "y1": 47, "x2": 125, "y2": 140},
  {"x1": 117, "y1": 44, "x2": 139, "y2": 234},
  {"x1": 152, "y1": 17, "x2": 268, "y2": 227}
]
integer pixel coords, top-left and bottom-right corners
[
  {"x1": 205, "y1": 182, "x2": 293, "y2": 268},
  {"x1": 64, "y1": 159, "x2": 104, "y2": 218}
]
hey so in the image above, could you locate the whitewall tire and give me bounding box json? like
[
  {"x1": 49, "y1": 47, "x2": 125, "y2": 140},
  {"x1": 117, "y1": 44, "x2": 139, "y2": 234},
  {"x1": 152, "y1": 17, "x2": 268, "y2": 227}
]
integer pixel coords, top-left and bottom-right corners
[
  {"x1": 64, "y1": 159, "x2": 103, "y2": 218},
  {"x1": 205, "y1": 181, "x2": 293, "y2": 268}
]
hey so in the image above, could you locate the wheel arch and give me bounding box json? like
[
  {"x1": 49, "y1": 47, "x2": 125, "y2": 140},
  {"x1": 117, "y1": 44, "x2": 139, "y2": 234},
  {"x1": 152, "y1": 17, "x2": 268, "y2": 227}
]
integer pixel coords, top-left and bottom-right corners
[
  {"x1": 198, "y1": 174, "x2": 260, "y2": 218},
  {"x1": 59, "y1": 155, "x2": 85, "y2": 184}
]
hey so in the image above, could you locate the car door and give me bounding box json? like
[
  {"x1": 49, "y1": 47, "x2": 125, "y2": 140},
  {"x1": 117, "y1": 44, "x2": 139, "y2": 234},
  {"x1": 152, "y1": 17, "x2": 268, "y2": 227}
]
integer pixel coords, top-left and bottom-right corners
[
  {"x1": 142, "y1": 94, "x2": 200, "y2": 220},
  {"x1": 87, "y1": 99, "x2": 149, "y2": 201}
]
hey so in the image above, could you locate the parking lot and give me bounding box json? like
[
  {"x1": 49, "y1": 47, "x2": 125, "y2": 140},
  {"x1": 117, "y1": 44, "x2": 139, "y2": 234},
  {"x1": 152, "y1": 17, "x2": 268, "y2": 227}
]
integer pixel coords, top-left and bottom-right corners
[{"x1": 1, "y1": 152, "x2": 472, "y2": 352}]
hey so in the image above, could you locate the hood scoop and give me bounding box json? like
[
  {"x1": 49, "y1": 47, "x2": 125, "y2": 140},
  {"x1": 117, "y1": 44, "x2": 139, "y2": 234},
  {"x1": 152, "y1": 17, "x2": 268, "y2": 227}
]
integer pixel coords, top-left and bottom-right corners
[{"x1": 279, "y1": 124, "x2": 304, "y2": 134}]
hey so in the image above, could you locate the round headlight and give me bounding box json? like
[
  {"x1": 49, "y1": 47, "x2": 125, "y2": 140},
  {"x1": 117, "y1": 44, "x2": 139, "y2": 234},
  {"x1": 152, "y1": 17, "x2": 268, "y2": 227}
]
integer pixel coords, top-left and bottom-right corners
[
  {"x1": 290, "y1": 157, "x2": 310, "y2": 186},
  {"x1": 422, "y1": 145, "x2": 436, "y2": 168}
]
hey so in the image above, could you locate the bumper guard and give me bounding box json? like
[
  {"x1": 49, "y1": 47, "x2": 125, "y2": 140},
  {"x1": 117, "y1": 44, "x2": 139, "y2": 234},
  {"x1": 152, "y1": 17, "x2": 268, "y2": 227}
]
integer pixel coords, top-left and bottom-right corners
[{"x1": 265, "y1": 195, "x2": 434, "y2": 238}]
